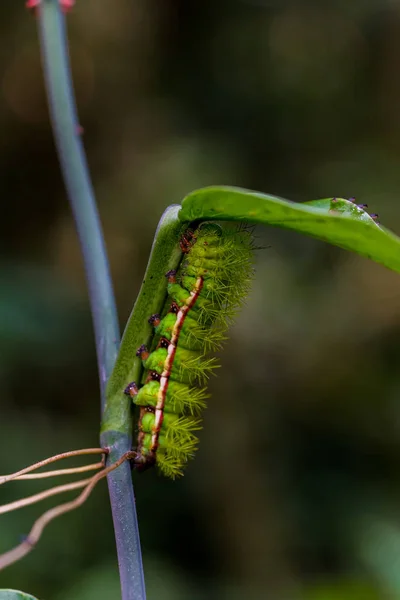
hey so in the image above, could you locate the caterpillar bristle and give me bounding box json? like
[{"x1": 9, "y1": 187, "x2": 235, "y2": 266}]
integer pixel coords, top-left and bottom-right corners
[
  {"x1": 171, "y1": 386, "x2": 209, "y2": 415},
  {"x1": 184, "y1": 325, "x2": 227, "y2": 353},
  {"x1": 177, "y1": 355, "x2": 220, "y2": 385},
  {"x1": 128, "y1": 222, "x2": 255, "y2": 477},
  {"x1": 165, "y1": 416, "x2": 202, "y2": 439},
  {"x1": 156, "y1": 454, "x2": 185, "y2": 479}
]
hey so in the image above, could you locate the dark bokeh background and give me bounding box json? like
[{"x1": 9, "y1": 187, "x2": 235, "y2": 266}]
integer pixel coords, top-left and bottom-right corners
[{"x1": 2, "y1": 1, "x2": 400, "y2": 599}]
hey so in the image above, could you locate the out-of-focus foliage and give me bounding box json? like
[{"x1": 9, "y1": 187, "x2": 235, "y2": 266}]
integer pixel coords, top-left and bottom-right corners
[
  {"x1": 304, "y1": 580, "x2": 381, "y2": 600},
  {"x1": 1, "y1": 1, "x2": 400, "y2": 599}
]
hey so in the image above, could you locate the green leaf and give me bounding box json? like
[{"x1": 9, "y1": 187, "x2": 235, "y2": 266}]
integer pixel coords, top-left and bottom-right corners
[
  {"x1": 0, "y1": 591, "x2": 39, "y2": 600},
  {"x1": 102, "y1": 205, "x2": 185, "y2": 434},
  {"x1": 179, "y1": 186, "x2": 400, "y2": 273}
]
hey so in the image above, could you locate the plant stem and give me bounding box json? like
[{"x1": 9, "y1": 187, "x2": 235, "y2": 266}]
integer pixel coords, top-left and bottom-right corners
[
  {"x1": 36, "y1": 2, "x2": 145, "y2": 598},
  {"x1": 37, "y1": 0, "x2": 118, "y2": 402}
]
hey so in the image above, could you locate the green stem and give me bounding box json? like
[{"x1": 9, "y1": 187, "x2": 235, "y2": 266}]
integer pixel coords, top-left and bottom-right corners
[{"x1": 36, "y1": 2, "x2": 145, "y2": 598}]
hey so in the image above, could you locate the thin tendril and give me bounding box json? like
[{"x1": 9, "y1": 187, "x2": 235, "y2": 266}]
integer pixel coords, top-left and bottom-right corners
[
  {"x1": 0, "y1": 451, "x2": 136, "y2": 572},
  {"x1": 0, "y1": 448, "x2": 106, "y2": 485}
]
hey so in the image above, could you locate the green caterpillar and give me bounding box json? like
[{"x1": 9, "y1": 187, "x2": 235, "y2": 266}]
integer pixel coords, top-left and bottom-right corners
[{"x1": 124, "y1": 222, "x2": 255, "y2": 478}]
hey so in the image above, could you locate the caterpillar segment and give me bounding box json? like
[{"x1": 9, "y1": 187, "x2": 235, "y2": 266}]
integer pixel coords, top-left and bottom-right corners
[{"x1": 124, "y1": 222, "x2": 254, "y2": 477}]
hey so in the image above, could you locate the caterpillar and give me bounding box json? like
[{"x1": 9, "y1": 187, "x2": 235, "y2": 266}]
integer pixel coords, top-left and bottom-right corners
[{"x1": 124, "y1": 222, "x2": 255, "y2": 478}]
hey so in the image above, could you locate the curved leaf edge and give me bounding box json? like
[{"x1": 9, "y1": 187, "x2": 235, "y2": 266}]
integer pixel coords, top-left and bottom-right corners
[
  {"x1": 0, "y1": 590, "x2": 39, "y2": 600},
  {"x1": 178, "y1": 186, "x2": 400, "y2": 274}
]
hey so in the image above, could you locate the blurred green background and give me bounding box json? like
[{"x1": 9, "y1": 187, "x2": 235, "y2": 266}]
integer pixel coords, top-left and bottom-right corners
[{"x1": 1, "y1": 1, "x2": 400, "y2": 599}]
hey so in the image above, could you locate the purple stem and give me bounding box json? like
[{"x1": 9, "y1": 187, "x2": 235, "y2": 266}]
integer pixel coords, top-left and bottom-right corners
[{"x1": 36, "y1": 2, "x2": 145, "y2": 598}]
